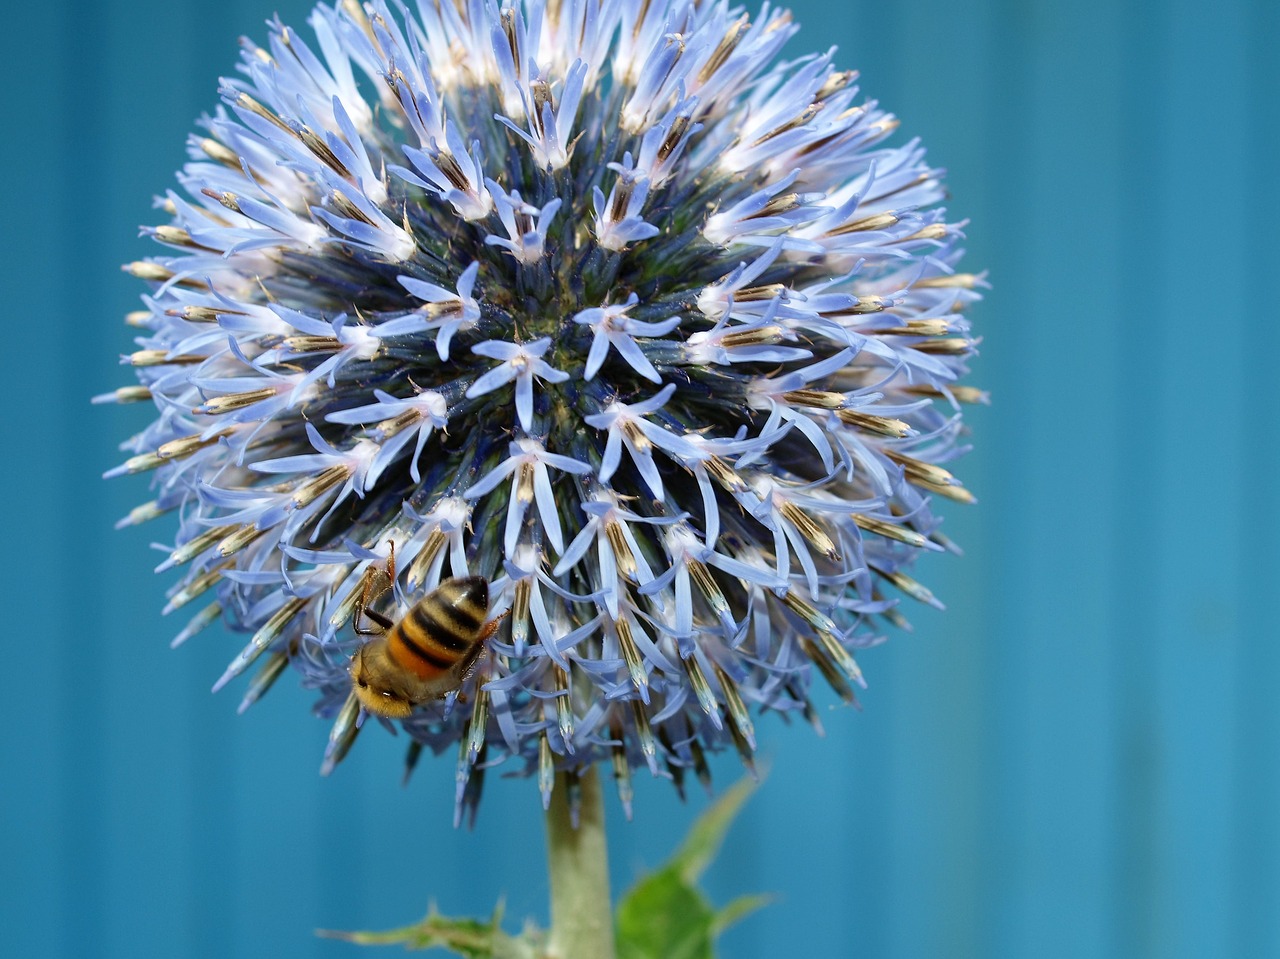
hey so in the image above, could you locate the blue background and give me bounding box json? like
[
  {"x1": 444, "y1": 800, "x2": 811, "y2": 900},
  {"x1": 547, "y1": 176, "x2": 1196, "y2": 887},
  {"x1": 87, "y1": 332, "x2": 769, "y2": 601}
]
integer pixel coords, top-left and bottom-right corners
[{"x1": 3, "y1": 0, "x2": 1276, "y2": 956}]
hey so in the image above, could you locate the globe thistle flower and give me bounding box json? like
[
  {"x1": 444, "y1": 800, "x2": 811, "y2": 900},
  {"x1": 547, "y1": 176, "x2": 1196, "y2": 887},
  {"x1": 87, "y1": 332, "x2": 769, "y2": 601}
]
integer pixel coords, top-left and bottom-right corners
[{"x1": 103, "y1": 0, "x2": 984, "y2": 824}]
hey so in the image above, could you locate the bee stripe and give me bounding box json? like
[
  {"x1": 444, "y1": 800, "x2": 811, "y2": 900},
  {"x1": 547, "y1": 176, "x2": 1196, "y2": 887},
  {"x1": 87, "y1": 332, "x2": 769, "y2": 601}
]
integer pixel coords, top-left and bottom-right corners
[
  {"x1": 405, "y1": 602, "x2": 477, "y2": 652},
  {"x1": 386, "y1": 626, "x2": 455, "y2": 678},
  {"x1": 433, "y1": 581, "x2": 487, "y2": 627}
]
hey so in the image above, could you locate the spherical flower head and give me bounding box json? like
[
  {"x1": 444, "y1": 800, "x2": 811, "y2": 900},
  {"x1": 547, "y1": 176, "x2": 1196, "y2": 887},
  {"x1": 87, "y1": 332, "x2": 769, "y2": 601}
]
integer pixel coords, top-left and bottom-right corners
[{"x1": 105, "y1": 0, "x2": 985, "y2": 823}]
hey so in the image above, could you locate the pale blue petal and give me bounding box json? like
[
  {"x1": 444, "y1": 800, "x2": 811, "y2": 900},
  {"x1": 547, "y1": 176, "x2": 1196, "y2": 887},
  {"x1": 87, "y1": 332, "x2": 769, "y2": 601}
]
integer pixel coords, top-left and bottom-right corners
[
  {"x1": 553, "y1": 519, "x2": 600, "y2": 575},
  {"x1": 540, "y1": 452, "x2": 593, "y2": 474},
  {"x1": 584, "y1": 329, "x2": 609, "y2": 381},
  {"x1": 533, "y1": 465, "x2": 565, "y2": 553},
  {"x1": 463, "y1": 456, "x2": 521, "y2": 498},
  {"x1": 614, "y1": 336, "x2": 663, "y2": 383},
  {"x1": 504, "y1": 483, "x2": 527, "y2": 556},
  {"x1": 466, "y1": 363, "x2": 519, "y2": 398},
  {"x1": 515, "y1": 374, "x2": 534, "y2": 431},
  {"x1": 598, "y1": 428, "x2": 623, "y2": 483}
]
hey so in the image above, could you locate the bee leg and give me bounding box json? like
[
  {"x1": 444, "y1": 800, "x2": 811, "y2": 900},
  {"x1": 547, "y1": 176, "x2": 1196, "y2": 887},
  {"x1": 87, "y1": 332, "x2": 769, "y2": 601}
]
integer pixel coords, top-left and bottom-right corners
[
  {"x1": 475, "y1": 607, "x2": 511, "y2": 644},
  {"x1": 353, "y1": 545, "x2": 396, "y2": 635},
  {"x1": 453, "y1": 609, "x2": 505, "y2": 684},
  {"x1": 354, "y1": 607, "x2": 394, "y2": 636},
  {"x1": 456, "y1": 640, "x2": 487, "y2": 682},
  {"x1": 354, "y1": 569, "x2": 395, "y2": 636},
  {"x1": 384, "y1": 539, "x2": 405, "y2": 609}
]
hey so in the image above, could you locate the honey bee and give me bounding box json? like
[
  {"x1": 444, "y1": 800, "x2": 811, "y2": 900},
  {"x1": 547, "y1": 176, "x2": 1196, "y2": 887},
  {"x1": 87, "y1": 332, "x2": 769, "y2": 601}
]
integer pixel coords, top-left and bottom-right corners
[{"x1": 350, "y1": 544, "x2": 505, "y2": 718}]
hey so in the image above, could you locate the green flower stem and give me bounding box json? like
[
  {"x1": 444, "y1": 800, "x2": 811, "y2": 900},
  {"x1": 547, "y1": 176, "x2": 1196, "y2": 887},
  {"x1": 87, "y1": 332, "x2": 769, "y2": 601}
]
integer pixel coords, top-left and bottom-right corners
[{"x1": 546, "y1": 767, "x2": 615, "y2": 959}]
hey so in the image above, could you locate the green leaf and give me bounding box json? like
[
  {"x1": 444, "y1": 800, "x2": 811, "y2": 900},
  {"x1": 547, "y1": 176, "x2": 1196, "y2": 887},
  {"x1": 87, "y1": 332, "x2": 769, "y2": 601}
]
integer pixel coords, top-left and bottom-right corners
[
  {"x1": 615, "y1": 777, "x2": 768, "y2": 959},
  {"x1": 615, "y1": 867, "x2": 714, "y2": 959},
  {"x1": 318, "y1": 904, "x2": 545, "y2": 958},
  {"x1": 712, "y1": 893, "x2": 774, "y2": 938},
  {"x1": 668, "y1": 777, "x2": 755, "y2": 885}
]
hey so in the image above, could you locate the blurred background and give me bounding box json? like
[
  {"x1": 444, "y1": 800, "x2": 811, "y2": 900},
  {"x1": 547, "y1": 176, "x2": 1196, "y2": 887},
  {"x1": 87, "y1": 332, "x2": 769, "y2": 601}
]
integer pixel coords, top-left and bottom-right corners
[{"x1": 2, "y1": 0, "x2": 1275, "y2": 956}]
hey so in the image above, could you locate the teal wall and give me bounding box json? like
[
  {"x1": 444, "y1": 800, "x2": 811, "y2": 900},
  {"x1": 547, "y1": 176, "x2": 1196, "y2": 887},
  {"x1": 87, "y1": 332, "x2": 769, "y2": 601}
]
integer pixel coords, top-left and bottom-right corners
[{"x1": 3, "y1": 0, "x2": 1276, "y2": 956}]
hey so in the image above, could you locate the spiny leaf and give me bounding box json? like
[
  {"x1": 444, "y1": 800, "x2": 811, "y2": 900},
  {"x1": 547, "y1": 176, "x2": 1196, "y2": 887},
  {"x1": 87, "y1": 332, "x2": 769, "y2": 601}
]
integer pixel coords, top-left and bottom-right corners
[{"x1": 318, "y1": 904, "x2": 544, "y2": 958}]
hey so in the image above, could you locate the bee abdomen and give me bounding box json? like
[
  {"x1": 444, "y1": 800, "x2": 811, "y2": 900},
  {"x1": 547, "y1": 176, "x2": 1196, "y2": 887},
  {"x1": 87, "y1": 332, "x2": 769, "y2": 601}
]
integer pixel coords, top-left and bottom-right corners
[
  {"x1": 423, "y1": 577, "x2": 488, "y2": 637},
  {"x1": 405, "y1": 599, "x2": 477, "y2": 650},
  {"x1": 386, "y1": 578, "x2": 490, "y2": 679},
  {"x1": 386, "y1": 623, "x2": 456, "y2": 678}
]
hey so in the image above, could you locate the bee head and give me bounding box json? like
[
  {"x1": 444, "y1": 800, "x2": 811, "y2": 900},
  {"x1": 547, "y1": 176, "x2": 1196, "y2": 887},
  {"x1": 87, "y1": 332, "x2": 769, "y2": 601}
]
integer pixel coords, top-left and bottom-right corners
[{"x1": 350, "y1": 644, "x2": 414, "y2": 719}]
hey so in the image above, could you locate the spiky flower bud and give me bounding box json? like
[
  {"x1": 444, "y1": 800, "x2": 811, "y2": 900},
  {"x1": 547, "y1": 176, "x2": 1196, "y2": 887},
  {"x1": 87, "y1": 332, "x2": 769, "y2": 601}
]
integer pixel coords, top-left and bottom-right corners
[{"x1": 105, "y1": 0, "x2": 984, "y2": 823}]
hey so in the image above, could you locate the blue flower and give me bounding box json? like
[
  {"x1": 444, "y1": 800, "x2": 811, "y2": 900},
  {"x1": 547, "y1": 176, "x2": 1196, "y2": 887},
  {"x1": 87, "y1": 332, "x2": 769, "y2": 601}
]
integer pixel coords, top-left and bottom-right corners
[{"x1": 105, "y1": 0, "x2": 985, "y2": 822}]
